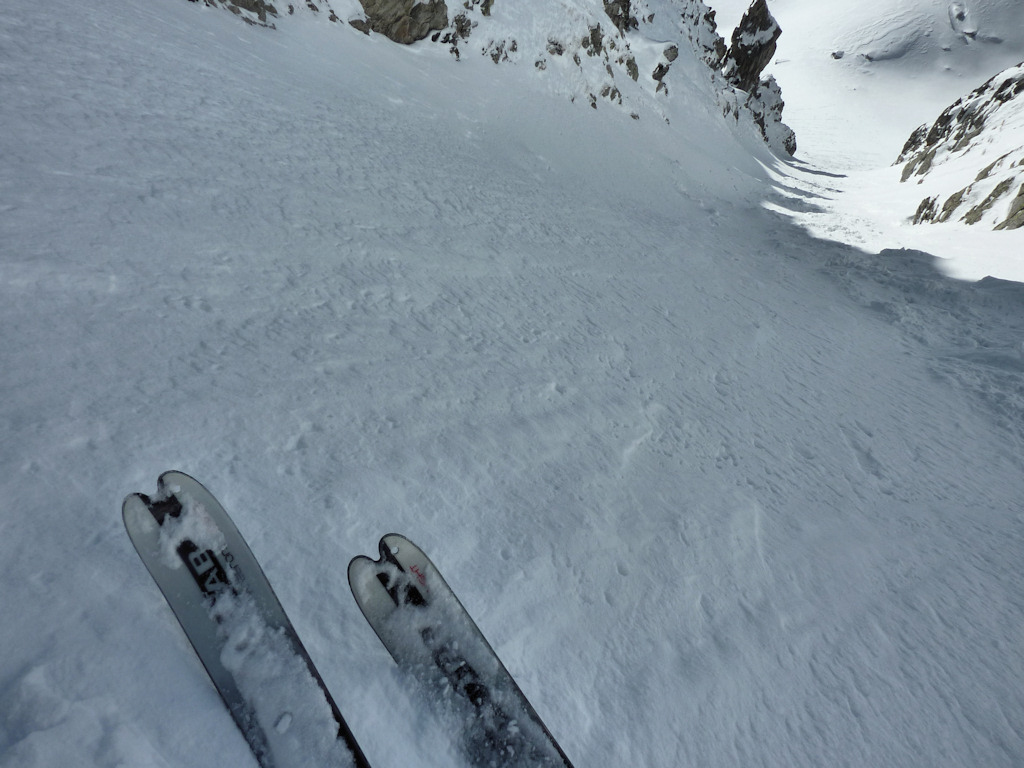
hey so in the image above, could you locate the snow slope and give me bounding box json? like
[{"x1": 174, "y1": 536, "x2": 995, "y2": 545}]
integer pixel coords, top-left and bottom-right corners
[
  {"x1": 733, "y1": 0, "x2": 1024, "y2": 280},
  {"x1": 897, "y1": 61, "x2": 1024, "y2": 231},
  {"x1": 2, "y1": 2, "x2": 1024, "y2": 768},
  {"x1": 720, "y1": 0, "x2": 1024, "y2": 168}
]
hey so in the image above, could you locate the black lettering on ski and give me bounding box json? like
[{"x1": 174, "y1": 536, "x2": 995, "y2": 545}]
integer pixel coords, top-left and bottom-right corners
[
  {"x1": 177, "y1": 539, "x2": 232, "y2": 598},
  {"x1": 379, "y1": 559, "x2": 523, "y2": 749}
]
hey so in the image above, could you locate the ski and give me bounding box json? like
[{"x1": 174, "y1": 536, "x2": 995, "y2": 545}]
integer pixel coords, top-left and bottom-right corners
[
  {"x1": 123, "y1": 470, "x2": 370, "y2": 768},
  {"x1": 348, "y1": 534, "x2": 575, "y2": 768}
]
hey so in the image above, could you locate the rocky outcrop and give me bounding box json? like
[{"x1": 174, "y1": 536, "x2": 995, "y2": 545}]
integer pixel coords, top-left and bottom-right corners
[
  {"x1": 350, "y1": 0, "x2": 448, "y2": 44},
  {"x1": 713, "y1": 0, "x2": 795, "y2": 155},
  {"x1": 899, "y1": 68, "x2": 1024, "y2": 167},
  {"x1": 721, "y1": 0, "x2": 781, "y2": 93},
  {"x1": 681, "y1": 1, "x2": 727, "y2": 69},
  {"x1": 189, "y1": 0, "x2": 279, "y2": 26},
  {"x1": 185, "y1": 0, "x2": 796, "y2": 156},
  {"x1": 947, "y1": 2, "x2": 977, "y2": 40},
  {"x1": 900, "y1": 62, "x2": 1024, "y2": 230},
  {"x1": 403, "y1": 0, "x2": 795, "y2": 155},
  {"x1": 603, "y1": 0, "x2": 638, "y2": 35},
  {"x1": 740, "y1": 73, "x2": 794, "y2": 155}
]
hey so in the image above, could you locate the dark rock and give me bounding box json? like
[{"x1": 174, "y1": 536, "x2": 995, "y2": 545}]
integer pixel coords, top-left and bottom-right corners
[
  {"x1": 995, "y1": 184, "x2": 1024, "y2": 230},
  {"x1": 722, "y1": 0, "x2": 782, "y2": 93},
  {"x1": 898, "y1": 65, "x2": 1024, "y2": 166},
  {"x1": 202, "y1": 0, "x2": 277, "y2": 24},
  {"x1": 897, "y1": 124, "x2": 929, "y2": 164},
  {"x1": 231, "y1": 0, "x2": 275, "y2": 21},
  {"x1": 744, "y1": 74, "x2": 796, "y2": 155},
  {"x1": 624, "y1": 55, "x2": 638, "y2": 81},
  {"x1": 712, "y1": 0, "x2": 794, "y2": 154},
  {"x1": 939, "y1": 188, "x2": 968, "y2": 222},
  {"x1": 603, "y1": 0, "x2": 637, "y2": 34},
  {"x1": 681, "y1": 1, "x2": 727, "y2": 69},
  {"x1": 355, "y1": 0, "x2": 448, "y2": 44},
  {"x1": 899, "y1": 61, "x2": 1024, "y2": 227},
  {"x1": 964, "y1": 177, "x2": 1014, "y2": 224},
  {"x1": 464, "y1": 0, "x2": 493, "y2": 15},
  {"x1": 913, "y1": 196, "x2": 938, "y2": 224},
  {"x1": 485, "y1": 38, "x2": 517, "y2": 63},
  {"x1": 582, "y1": 24, "x2": 604, "y2": 56},
  {"x1": 650, "y1": 45, "x2": 678, "y2": 85},
  {"x1": 436, "y1": 11, "x2": 473, "y2": 58},
  {"x1": 600, "y1": 83, "x2": 622, "y2": 104},
  {"x1": 976, "y1": 157, "x2": 1003, "y2": 181}
]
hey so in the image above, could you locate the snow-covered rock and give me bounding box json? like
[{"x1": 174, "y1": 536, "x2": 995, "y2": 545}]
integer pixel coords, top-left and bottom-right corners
[
  {"x1": 721, "y1": 0, "x2": 779, "y2": 93},
  {"x1": 681, "y1": 0, "x2": 727, "y2": 68},
  {"x1": 718, "y1": 0, "x2": 795, "y2": 155},
  {"x1": 947, "y1": 2, "x2": 978, "y2": 41},
  {"x1": 602, "y1": 0, "x2": 639, "y2": 35},
  {"x1": 183, "y1": 0, "x2": 797, "y2": 156},
  {"x1": 899, "y1": 62, "x2": 1024, "y2": 230},
  {"x1": 193, "y1": 0, "x2": 280, "y2": 25}
]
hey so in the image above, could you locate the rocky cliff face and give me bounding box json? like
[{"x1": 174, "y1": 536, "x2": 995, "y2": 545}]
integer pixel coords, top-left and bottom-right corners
[
  {"x1": 185, "y1": 0, "x2": 796, "y2": 157},
  {"x1": 189, "y1": 0, "x2": 280, "y2": 25},
  {"x1": 718, "y1": 0, "x2": 795, "y2": 155},
  {"x1": 722, "y1": 0, "x2": 780, "y2": 93},
  {"x1": 900, "y1": 62, "x2": 1024, "y2": 230},
  {"x1": 348, "y1": 0, "x2": 448, "y2": 44}
]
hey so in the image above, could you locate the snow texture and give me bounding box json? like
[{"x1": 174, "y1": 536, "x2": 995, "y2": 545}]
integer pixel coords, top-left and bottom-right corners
[
  {"x1": 214, "y1": 589, "x2": 356, "y2": 768},
  {"x1": 2, "y1": 0, "x2": 1024, "y2": 767}
]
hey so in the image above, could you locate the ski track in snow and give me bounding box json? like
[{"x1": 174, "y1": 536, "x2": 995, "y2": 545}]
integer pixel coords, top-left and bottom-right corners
[{"x1": 2, "y1": 2, "x2": 1024, "y2": 767}]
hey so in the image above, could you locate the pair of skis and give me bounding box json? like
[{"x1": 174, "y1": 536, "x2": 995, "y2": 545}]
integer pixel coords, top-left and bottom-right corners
[{"x1": 123, "y1": 471, "x2": 574, "y2": 768}]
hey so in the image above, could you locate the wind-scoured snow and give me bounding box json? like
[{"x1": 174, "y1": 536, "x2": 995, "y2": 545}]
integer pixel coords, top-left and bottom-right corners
[{"x1": 2, "y1": 2, "x2": 1024, "y2": 768}]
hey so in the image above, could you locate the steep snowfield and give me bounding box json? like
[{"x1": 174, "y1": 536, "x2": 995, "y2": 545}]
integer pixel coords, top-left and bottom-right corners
[
  {"x1": 738, "y1": 0, "x2": 1024, "y2": 280},
  {"x1": 724, "y1": 0, "x2": 1024, "y2": 168},
  {"x1": 2, "y1": 2, "x2": 1024, "y2": 768}
]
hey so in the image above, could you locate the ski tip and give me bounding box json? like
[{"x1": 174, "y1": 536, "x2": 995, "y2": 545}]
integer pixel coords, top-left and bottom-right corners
[
  {"x1": 346, "y1": 554, "x2": 376, "y2": 586},
  {"x1": 156, "y1": 469, "x2": 198, "y2": 496},
  {"x1": 122, "y1": 470, "x2": 196, "y2": 536},
  {"x1": 121, "y1": 492, "x2": 150, "y2": 530},
  {"x1": 346, "y1": 533, "x2": 414, "y2": 579},
  {"x1": 121, "y1": 491, "x2": 149, "y2": 509},
  {"x1": 123, "y1": 470, "x2": 191, "y2": 515},
  {"x1": 378, "y1": 532, "x2": 418, "y2": 559}
]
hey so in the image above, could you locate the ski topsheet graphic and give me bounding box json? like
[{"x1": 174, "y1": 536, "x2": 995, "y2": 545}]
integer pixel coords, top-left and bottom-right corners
[
  {"x1": 123, "y1": 471, "x2": 370, "y2": 768},
  {"x1": 349, "y1": 534, "x2": 575, "y2": 768}
]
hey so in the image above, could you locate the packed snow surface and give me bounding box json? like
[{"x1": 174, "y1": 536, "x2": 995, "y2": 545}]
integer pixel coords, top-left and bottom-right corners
[{"x1": 2, "y1": 2, "x2": 1024, "y2": 768}]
